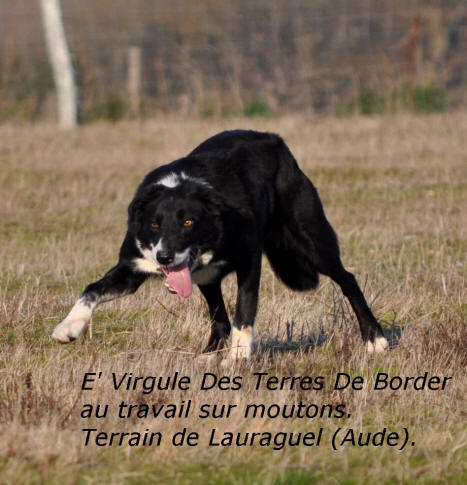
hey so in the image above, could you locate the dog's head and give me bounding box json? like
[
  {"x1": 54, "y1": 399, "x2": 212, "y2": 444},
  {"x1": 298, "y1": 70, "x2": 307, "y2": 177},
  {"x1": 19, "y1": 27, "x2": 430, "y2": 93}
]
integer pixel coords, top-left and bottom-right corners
[{"x1": 128, "y1": 181, "x2": 225, "y2": 271}]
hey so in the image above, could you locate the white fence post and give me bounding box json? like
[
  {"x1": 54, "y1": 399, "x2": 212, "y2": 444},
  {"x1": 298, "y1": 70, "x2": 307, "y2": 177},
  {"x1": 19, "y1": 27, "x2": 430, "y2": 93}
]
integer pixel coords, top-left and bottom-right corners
[
  {"x1": 127, "y1": 46, "x2": 142, "y2": 117},
  {"x1": 39, "y1": 0, "x2": 78, "y2": 129}
]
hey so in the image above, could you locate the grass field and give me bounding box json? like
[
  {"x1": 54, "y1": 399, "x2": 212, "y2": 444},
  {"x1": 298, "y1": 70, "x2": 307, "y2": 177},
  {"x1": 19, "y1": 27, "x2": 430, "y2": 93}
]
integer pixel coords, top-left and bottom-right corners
[{"x1": 0, "y1": 114, "x2": 466, "y2": 484}]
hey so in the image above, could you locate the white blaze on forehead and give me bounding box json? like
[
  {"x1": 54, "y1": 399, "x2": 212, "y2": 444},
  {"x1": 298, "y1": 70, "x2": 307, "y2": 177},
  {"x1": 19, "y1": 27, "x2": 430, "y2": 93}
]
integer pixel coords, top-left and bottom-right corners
[
  {"x1": 156, "y1": 171, "x2": 212, "y2": 190},
  {"x1": 180, "y1": 172, "x2": 212, "y2": 189},
  {"x1": 157, "y1": 172, "x2": 180, "y2": 188}
]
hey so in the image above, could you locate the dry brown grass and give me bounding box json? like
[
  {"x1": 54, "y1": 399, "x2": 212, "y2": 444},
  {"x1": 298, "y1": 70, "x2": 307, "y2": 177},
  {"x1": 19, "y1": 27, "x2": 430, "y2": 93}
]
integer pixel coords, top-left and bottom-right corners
[{"x1": 0, "y1": 114, "x2": 466, "y2": 484}]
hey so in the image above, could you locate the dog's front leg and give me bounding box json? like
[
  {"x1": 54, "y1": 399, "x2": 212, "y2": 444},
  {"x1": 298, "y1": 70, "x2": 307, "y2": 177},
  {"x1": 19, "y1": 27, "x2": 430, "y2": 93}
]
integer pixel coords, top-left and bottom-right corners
[
  {"x1": 52, "y1": 263, "x2": 147, "y2": 343},
  {"x1": 198, "y1": 282, "x2": 231, "y2": 353},
  {"x1": 223, "y1": 253, "x2": 262, "y2": 363}
]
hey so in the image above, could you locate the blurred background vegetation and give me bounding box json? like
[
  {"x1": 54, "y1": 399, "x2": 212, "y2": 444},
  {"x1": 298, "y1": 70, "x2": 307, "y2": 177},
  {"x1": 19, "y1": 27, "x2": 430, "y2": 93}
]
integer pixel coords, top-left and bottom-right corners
[{"x1": 0, "y1": 0, "x2": 465, "y2": 122}]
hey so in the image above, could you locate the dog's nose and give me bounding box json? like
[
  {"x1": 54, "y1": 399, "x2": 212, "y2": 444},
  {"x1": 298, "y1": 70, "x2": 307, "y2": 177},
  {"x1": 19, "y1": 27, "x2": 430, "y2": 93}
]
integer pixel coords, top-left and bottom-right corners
[{"x1": 156, "y1": 250, "x2": 174, "y2": 266}]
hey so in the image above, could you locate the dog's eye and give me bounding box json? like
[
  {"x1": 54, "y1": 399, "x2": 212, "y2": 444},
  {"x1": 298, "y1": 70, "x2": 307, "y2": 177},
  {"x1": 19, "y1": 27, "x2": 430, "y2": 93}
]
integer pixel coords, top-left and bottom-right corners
[
  {"x1": 150, "y1": 222, "x2": 159, "y2": 230},
  {"x1": 184, "y1": 218, "x2": 194, "y2": 227}
]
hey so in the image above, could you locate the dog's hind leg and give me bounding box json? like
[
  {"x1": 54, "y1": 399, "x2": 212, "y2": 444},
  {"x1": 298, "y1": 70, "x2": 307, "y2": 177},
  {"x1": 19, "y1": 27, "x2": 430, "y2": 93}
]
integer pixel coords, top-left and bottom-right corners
[
  {"x1": 198, "y1": 282, "x2": 231, "y2": 354},
  {"x1": 312, "y1": 234, "x2": 388, "y2": 353},
  {"x1": 52, "y1": 263, "x2": 147, "y2": 344},
  {"x1": 273, "y1": 152, "x2": 387, "y2": 352},
  {"x1": 325, "y1": 268, "x2": 388, "y2": 352}
]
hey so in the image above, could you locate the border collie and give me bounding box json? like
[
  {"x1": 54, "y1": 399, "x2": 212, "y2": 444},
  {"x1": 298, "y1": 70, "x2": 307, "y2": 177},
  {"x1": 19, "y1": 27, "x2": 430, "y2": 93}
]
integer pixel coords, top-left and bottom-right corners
[{"x1": 52, "y1": 130, "x2": 388, "y2": 361}]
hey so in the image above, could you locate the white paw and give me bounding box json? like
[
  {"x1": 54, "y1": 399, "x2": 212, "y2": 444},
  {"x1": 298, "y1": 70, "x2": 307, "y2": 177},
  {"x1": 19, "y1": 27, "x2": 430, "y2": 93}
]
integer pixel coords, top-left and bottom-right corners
[
  {"x1": 52, "y1": 298, "x2": 92, "y2": 344},
  {"x1": 52, "y1": 317, "x2": 89, "y2": 343},
  {"x1": 367, "y1": 336, "x2": 389, "y2": 353},
  {"x1": 219, "y1": 326, "x2": 253, "y2": 366}
]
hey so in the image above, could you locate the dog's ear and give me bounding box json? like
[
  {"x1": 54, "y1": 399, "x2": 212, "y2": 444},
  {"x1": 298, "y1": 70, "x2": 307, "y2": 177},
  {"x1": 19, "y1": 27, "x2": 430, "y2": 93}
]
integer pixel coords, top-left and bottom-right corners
[{"x1": 128, "y1": 184, "x2": 166, "y2": 232}]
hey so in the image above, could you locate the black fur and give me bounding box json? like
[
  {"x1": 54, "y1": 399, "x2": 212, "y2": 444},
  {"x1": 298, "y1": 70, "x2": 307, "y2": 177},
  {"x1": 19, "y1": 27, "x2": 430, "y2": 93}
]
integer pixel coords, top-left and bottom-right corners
[{"x1": 64, "y1": 130, "x2": 385, "y2": 354}]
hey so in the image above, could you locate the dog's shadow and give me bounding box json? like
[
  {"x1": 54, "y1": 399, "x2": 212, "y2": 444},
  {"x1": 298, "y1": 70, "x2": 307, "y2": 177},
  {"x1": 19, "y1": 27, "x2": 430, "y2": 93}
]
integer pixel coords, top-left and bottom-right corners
[
  {"x1": 254, "y1": 319, "x2": 403, "y2": 358},
  {"x1": 254, "y1": 320, "x2": 329, "y2": 358}
]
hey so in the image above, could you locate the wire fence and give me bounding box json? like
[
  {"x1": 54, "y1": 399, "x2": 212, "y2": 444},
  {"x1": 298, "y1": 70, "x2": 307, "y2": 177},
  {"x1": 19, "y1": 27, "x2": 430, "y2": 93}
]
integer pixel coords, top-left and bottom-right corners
[{"x1": 1, "y1": 0, "x2": 466, "y2": 121}]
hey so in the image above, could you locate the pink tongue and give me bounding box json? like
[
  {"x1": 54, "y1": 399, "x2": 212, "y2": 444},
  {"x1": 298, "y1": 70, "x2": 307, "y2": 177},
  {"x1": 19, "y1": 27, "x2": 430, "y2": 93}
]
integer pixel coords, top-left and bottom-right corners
[{"x1": 161, "y1": 264, "x2": 192, "y2": 298}]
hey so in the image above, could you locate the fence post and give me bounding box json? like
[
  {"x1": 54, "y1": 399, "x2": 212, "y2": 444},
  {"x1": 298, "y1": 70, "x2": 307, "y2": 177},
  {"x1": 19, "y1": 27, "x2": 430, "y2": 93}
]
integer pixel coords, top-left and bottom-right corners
[
  {"x1": 127, "y1": 46, "x2": 142, "y2": 117},
  {"x1": 39, "y1": 0, "x2": 78, "y2": 130}
]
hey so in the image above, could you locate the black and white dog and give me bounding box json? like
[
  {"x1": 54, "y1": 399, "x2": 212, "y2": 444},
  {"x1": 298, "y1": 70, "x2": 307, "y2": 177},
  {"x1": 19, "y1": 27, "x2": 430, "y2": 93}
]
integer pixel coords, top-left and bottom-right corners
[{"x1": 52, "y1": 130, "x2": 388, "y2": 360}]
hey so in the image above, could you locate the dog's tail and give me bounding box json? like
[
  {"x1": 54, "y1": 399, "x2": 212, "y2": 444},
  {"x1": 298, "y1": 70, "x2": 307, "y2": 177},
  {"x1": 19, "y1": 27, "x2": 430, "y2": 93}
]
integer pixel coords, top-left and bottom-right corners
[{"x1": 264, "y1": 136, "x2": 339, "y2": 291}]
